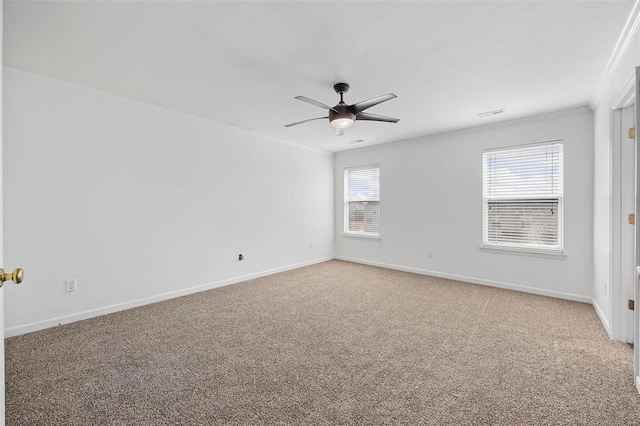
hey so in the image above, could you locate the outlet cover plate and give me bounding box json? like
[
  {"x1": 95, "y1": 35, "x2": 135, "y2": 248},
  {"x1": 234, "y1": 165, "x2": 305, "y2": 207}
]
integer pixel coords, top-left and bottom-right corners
[{"x1": 65, "y1": 279, "x2": 77, "y2": 292}]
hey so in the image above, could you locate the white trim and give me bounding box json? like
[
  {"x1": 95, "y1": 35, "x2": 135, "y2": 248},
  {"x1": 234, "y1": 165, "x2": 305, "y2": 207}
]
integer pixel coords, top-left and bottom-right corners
[
  {"x1": 482, "y1": 141, "x2": 564, "y2": 255},
  {"x1": 3, "y1": 66, "x2": 333, "y2": 157},
  {"x1": 335, "y1": 256, "x2": 591, "y2": 304},
  {"x1": 342, "y1": 233, "x2": 382, "y2": 241},
  {"x1": 636, "y1": 376, "x2": 640, "y2": 395},
  {"x1": 590, "y1": 0, "x2": 640, "y2": 109},
  {"x1": 343, "y1": 163, "x2": 380, "y2": 172},
  {"x1": 479, "y1": 245, "x2": 566, "y2": 259},
  {"x1": 337, "y1": 107, "x2": 591, "y2": 157},
  {"x1": 610, "y1": 106, "x2": 636, "y2": 343},
  {"x1": 611, "y1": 73, "x2": 637, "y2": 110},
  {"x1": 592, "y1": 297, "x2": 611, "y2": 338},
  {"x1": 5, "y1": 256, "x2": 335, "y2": 338},
  {"x1": 343, "y1": 164, "x2": 381, "y2": 237},
  {"x1": 481, "y1": 138, "x2": 564, "y2": 155},
  {"x1": 608, "y1": 105, "x2": 616, "y2": 345},
  {"x1": 611, "y1": 107, "x2": 624, "y2": 342}
]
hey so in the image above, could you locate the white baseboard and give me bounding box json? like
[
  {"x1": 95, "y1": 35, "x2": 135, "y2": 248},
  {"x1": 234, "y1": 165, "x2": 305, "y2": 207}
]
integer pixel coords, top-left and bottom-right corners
[
  {"x1": 5, "y1": 256, "x2": 335, "y2": 338},
  {"x1": 7, "y1": 255, "x2": 602, "y2": 337},
  {"x1": 336, "y1": 256, "x2": 592, "y2": 304},
  {"x1": 591, "y1": 298, "x2": 611, "y2": 337}
]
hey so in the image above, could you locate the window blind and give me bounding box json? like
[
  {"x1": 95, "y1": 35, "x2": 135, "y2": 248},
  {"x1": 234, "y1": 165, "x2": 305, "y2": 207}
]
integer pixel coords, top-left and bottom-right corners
[
  {"x1": 483, "y1": 142, "x2": 563, "y2": 251},
  {"x1": 344, "y1": 165, "x2": 380, "y2": 236}
]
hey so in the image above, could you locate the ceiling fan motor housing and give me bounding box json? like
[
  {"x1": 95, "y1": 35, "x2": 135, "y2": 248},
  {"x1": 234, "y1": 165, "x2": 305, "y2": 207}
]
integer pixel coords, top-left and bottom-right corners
[{"x1": 329, "y1": 104, "x2": 356, "y2": 123}]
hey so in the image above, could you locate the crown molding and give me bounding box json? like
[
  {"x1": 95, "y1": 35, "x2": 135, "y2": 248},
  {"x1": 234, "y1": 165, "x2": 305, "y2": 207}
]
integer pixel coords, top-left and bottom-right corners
[
  {"x1": 4, "y1": 65, "x2": 334, "y2": 157},
  {"x1": 610, "y1": 72, "x2": 636, "y2": 110},
  {"x1": 590, "y1": 0, "x2": 640, "y2": 109},
  {"x1": 335, "y1": 107, "x2": 591, "y2": 157}
]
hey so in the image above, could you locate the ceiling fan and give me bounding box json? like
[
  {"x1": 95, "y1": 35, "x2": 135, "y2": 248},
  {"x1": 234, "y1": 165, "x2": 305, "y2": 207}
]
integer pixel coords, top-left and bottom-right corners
[{"x1": 285, "y1": 83, "x2": 399, "y2": 136}]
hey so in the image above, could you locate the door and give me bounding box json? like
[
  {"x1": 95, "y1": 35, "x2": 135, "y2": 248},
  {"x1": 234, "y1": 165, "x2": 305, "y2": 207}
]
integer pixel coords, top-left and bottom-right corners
[{"x1": 0, "y1": 5, "x2": 26, "y2": 423}]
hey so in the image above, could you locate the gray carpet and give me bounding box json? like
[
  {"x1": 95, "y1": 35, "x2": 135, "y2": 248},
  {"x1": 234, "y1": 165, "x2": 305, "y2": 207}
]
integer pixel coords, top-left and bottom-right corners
[{"x1": 6, "y1": 260, "x2": 640, "y2": 425}]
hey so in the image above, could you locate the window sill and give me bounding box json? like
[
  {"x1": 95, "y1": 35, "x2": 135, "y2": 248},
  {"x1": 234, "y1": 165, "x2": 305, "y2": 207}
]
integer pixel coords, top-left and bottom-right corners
[
  {"x1": 480, "y1": 245, "x2": 566, "y2": 259},
  {"x1": 343, "y1": 233, "x2": 382, "y2": 241}
]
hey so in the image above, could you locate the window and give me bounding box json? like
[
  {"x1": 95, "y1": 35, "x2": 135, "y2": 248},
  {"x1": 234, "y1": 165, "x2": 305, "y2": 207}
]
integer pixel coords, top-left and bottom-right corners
[
  {"x1": 482, "y1": 141, "x2": 563, "y2": 253},
  {"x1": 344, "y1": 165, "x2": 380, "y2": 237}
]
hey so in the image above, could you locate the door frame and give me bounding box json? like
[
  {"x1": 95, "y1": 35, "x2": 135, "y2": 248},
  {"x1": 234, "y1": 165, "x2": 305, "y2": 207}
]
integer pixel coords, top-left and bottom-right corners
[
  {"x1": 610, "y1": 68, "x2": 638, "y2": 393},
  {"x1": 612, "y1": 105, "x2": 637, "y2": 343},
  {"x1": 612, "y1": 75, "x2": 637, "y2": 343},
  {"x1": 634, "y1": 66, "x2": 640, "y2": 394}
]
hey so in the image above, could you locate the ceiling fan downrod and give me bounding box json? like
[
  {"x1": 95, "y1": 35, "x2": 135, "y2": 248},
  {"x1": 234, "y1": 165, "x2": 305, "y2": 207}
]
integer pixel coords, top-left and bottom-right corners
[{"x1": 334, "y1": 82, "x2": 349, "y2": 104}]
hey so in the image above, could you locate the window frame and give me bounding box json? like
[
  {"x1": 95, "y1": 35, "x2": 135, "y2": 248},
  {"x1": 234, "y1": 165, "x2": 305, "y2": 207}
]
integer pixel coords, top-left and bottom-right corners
[
  {"x1": 481, "y1": 140, "x2": 564, "y2": 255},
  {"x1": 343, "y1": 164, "x2": 381, "y2": 239}
]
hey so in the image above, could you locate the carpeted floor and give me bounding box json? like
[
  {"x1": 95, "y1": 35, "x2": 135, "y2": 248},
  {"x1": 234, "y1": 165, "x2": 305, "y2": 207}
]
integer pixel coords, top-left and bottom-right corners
[{"x1": 6, "y1": 260, "x2": 640, "y2": 425}]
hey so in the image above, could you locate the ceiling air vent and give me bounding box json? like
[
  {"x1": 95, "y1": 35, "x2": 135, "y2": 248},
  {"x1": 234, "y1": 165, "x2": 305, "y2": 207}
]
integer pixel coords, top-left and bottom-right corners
[
  {"x1": 347, "y1": 139, "x2": 365, "y2": 145},
  {"x1": 478, "y1": 108, "x2": 505, "y2": 118}
]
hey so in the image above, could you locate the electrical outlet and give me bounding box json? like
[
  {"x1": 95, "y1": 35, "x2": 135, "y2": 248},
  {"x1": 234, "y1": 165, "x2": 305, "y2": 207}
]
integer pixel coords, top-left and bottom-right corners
[
  {"x1": 65, "y1": 279, "x2": 77, "y2": 292},
  {"x1": 428, "y1": 250, "x2": 434, "y2": 258},
  {"x1": 239, "y1": 254, "x2": 244, "y2": 261},
  {"x1": 310, "y1": 243, "x2": 314, "y2": 250}
]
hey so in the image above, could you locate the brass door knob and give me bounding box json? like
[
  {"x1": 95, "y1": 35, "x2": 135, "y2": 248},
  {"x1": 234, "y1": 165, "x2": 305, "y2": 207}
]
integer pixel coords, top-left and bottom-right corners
[{"x1": 0, "y1": 268, "x2": 23, "y2": 286}]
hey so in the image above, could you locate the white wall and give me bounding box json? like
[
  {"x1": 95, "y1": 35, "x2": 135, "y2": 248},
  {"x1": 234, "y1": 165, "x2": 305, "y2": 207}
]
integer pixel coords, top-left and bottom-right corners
[
  {"x1": 3, "y1": 67, "x2": 334, "y2": 336},
  {"x1": 335, "y1": 109, "x2": 594, "y2": 301},
  {"x1": 1, "y1": 2, "x2": 6, "y2": 424},
  {"x1": 591, "y1": 5, "x2": 640, "y2": 337}
]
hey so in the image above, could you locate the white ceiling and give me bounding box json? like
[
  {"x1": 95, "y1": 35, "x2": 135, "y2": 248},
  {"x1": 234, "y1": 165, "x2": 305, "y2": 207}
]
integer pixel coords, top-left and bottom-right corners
[{"x1": 4, "y1": 1, "x2": 634, "y2": 152}]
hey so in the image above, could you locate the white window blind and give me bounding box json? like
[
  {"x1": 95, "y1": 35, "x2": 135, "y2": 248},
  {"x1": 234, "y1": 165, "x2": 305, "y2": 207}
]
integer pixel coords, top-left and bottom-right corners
[
  {"x1": 344, "y1": 165, "x2": 380, "y2": 236},
  {"x1": 482, "y1": 142, "x2": 563, "y2": 252}
]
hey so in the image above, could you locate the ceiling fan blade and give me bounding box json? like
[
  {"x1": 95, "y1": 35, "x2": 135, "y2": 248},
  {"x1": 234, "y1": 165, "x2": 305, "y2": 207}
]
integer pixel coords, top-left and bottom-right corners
[
  {"x1": 336, "y1": 128, "x2": 344, "y2": 136},
  {"x1": 295, "y1": 96, "x2": 338, "y2": 112},
  {"x1": 284, "y1": 116, "x2": 328, "y2": 127},
  {"x1": 351, "y1": 93, "x2": 397, "y2": 114},
  {"x1": 355, "y1": 112, "x2": 400, "y2": 123}
]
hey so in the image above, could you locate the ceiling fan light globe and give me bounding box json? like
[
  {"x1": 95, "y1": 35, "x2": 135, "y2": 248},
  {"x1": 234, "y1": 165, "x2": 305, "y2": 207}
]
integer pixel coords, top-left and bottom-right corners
[{"x1": 331, "y1": 117, "x2": 355, "y2": 129}]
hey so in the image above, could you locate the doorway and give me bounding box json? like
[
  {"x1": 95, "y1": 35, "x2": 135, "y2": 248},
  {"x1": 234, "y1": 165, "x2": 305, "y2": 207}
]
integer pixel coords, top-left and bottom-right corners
[{"x1": 635, "y1": 65, "x2": 640, "y2": 394}]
